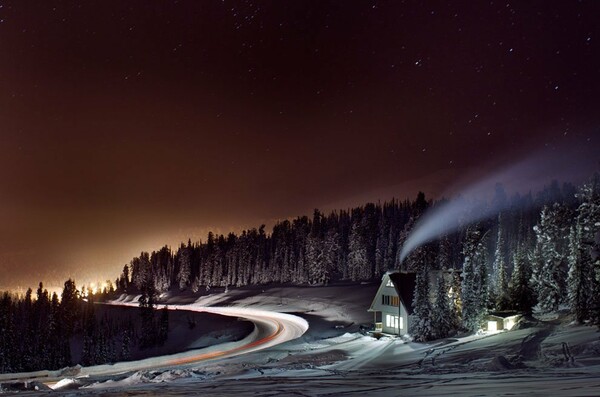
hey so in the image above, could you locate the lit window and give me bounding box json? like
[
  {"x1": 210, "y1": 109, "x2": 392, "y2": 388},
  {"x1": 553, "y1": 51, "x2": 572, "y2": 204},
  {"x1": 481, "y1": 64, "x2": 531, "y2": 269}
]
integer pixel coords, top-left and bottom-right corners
[
  {"x1": 382, "y1": 295, "x2": 399, "y2": 306},
  {"x1": 386, "y1": 279, "x2": 393, "y2": 287},
  {"x1": 399, "y1": 316, "x2": 404, "y2": 329},
  {"x1": 386, "y1": 314, "x2": 400, "y2": 330}
]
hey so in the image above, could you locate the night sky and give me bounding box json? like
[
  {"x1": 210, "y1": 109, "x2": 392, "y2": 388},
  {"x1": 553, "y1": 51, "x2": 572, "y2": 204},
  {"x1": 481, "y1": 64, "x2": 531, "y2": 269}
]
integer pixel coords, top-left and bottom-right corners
[{"x1": 1, "y1": 1, "x2": 599, "y2": 291}]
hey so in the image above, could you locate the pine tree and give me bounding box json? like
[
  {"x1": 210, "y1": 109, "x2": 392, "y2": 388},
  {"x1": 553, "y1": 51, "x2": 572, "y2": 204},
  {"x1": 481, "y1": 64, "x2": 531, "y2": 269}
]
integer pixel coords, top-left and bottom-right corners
[
  {"x1": 81, "y1": 296, "x2": 98, "y2": 366},
  {"x1": 375, "y1": 215, "x2": 389, "y2": 276},
  {"x1": 0, "y1": 292, "x2": 15, "y2": 372},
  {"x1": 138, "y1": 274, "x2": 157, "y2": 348},
  {"x1": 461, "y1": 228, "x2": 488, "y2": 332},
  {"x1": 348, "y1": 220, "x2": 368, "y2": 281},
  {"x1": 118, "y1": 264, "x2": 130, "y2": 292},
  {"x1": 573, "y1": 174, "x2": 600, "y2": 325},
  {"x1": 131, "y1": 253, "x2": 151, "y2": 291},
  {"x1": 321, "y1": 228, "x2": 340, "y2": 285},
  {"x1": 60, "y1": 279, "x2": 79, "y2": 338},
  {"x1": 438, "y1": 237, "x2": 453, "y2": 270},
  {"x1": 532, "y1": 204, "x2": 569, "y2": 312},
  {"x1": 432, "y1": 273, "x2": 453, "y2": 339},
  {"x1": 496, "y1": 262, "x2": 509, "y2": 310},
  {"x1": 411, "y1": 250, "x2": 434, "y2": 341},
  {"x1": 567, "y1": 224, "x2": 591, "y2": 323},
  {"x1": 448, "y1": 269, "x2": 463, "y2": 330},
  {"x1": 177, "y1": 243, "x2": 192, "y2": 291},
  {"x1": 157, "y1": 306, "x2": 169, "y2": 345},
  {"x1": 492, "y1": 215, "x2": 510, "y2": 310},
  {"x1": 306, "y1": 235, "x2": 324, "y2": 285},
  {"x1": 508, "y1": 245, "x2": 535, "y2": 314}
]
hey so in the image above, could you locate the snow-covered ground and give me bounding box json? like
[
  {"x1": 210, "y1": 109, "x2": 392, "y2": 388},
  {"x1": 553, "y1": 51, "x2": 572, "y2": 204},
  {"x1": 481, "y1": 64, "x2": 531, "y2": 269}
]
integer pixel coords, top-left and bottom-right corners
[{"x1": 3, "y1": 283, "x2": 600, "y2": 395}]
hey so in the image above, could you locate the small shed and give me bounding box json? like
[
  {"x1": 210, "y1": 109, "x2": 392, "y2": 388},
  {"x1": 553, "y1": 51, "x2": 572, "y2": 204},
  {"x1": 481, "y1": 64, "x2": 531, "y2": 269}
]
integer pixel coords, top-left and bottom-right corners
[{"x1": 484, "y1": 312, "x2": 522, "y2": 332}]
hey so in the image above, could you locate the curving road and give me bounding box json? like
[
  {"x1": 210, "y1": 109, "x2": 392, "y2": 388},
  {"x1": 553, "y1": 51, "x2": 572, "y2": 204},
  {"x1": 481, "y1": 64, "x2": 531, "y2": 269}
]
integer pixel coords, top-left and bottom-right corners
[
  {"x1": 0, "y1": 302, "x2": 308, "y2": 383},
  {"x1": 77, "y1": 303, "x2": 309, "y2": 377},
  {"x1": 162, "y1": 305, "x2": 309, "y2": 367}
]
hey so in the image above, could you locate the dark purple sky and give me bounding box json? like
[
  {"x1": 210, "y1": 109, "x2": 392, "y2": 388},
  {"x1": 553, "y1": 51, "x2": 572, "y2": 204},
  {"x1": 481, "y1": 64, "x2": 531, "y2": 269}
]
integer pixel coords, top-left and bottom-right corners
[{"x1": 0, "y1": 1, "x2": 598, "y2": 291}]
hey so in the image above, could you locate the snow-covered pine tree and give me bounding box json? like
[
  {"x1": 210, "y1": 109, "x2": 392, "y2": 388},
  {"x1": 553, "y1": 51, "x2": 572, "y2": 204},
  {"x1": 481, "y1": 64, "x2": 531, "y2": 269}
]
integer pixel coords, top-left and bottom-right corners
[
  {"x1": 432, "y1": 272, "x2": 453, "y2": 339},
  {"x1": 572, "y1": 174, "x2": 600, "y2": 324},
  {"x1": 226, "y1": 239, "x2": 240, "y2": 287},
  {"x1": 138, "y1": 273, "x2": 157, "y2": 349},
  {"x1": 438, "y1": 237, "x2": 453, "y2": 270},
  {"x1": 306, "y1": 235, "x2": 324, "y2": 284},
  {"x1": 508, "y1": 244, "x2": 535, "y2": 314},
  {"x1": 177, "y1": 243, "x2": 191, "y2": 291},
  {"x1": 131, "y1": 252, "x2": 152, "y2": 291},
  {"x1": 492, "y1": 215, "x2": 510, "y2": 310},
  {"x1": 292, "y1": 217, "x2": 310, "y2": 284},
  {"x1": 496, "y1": 261, "x2": 509, "y2": 310},
  {"x1": 321, "y1": 228, "x2": 340, "y2": 285},
  {"x1": 449, "y1": 269, "x2": 463, "y2": 330},
  {"x1": 375, "y1": 214, "x2": 389, "y2": 276},
  {"x1": 532, "y1": 204, "x2": 570, "y2": 312},
  {"x1": 154, "y1": 266, "x2": 170, "y2": 293},
  {"x1": 210, "y1": 241, "x2": 225, "y2": 287},
  {"x1": 348, "y1": 219, "x2": 368, "y2": 281},
  {"x1": 567, "y1": 224, "x2": 591, "y2": 323},
  {"x1": 461, "y1": 228, "x2": 488, "y2": 332},
  {"x1": 411, "y1": 249, "x2": 434, "y2": 341}
]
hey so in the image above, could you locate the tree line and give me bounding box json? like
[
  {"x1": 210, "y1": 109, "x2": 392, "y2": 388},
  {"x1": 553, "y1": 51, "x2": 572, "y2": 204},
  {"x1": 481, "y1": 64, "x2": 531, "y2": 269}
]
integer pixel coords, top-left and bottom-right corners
[
  {"x1": 409, "y1": 174, "x2": 600, "y2": 341},
  {"x1": 0, "y1": 279, "x2": 168, "y2": 373},
  {"x1": 115, "y1": 175, "x2": 599, "y2": 341}
]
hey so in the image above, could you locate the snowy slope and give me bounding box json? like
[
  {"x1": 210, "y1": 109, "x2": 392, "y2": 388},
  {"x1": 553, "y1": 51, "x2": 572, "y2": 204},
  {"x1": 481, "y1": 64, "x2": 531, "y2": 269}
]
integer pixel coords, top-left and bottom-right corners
[{"x1": 4, "y1": 283, "x2": 600, "y2": 396}]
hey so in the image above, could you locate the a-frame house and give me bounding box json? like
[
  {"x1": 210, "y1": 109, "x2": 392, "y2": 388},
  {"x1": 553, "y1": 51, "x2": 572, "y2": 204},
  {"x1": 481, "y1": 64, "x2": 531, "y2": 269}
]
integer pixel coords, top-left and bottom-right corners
[{"x1": 368, "y1": 271, "x2": 416, "y2": 336}]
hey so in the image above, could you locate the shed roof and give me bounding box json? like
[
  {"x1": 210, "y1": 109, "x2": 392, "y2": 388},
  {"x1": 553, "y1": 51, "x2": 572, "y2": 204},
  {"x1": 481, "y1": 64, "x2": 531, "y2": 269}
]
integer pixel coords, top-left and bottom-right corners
[{"x1": 487, "y1": 311, "x2": 521, "y2": 318}]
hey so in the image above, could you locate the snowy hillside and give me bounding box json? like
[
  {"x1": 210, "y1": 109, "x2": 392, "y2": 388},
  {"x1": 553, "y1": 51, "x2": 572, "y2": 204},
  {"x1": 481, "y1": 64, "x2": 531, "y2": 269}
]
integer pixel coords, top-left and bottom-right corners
[{"x1": 20, "y1": 283, "x2": 596, "y2": 396}]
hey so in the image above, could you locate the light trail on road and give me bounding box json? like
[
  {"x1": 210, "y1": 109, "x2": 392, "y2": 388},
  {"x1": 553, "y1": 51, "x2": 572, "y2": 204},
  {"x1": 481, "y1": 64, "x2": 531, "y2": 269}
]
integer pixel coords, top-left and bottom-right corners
[
  {"x1": 76, "y1": 303, "x2": 309, "y2": 377},
  {"x1": 0, "y1": 302, "x2": 308, "y2": 385}
]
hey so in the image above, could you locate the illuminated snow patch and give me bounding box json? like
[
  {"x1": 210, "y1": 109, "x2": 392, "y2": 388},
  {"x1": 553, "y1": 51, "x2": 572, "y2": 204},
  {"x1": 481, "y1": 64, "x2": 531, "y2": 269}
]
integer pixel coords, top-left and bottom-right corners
[{"x1": 50, "y1": 378, "x2": 76, "y2": 390}]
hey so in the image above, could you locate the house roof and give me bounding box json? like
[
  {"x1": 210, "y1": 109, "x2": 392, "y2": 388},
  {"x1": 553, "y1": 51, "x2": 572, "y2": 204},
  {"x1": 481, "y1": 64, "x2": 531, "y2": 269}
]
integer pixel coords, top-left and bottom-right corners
[{"x1": 388, "y1": 272, "x2": 417, "y2": 315}]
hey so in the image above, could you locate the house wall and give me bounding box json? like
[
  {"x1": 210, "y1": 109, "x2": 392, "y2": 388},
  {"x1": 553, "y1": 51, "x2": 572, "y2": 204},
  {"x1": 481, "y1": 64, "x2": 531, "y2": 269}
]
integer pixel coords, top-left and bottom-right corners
[
  {"x1": 402, "y1": 307, "x2": 410, "y2": 336},
  {"x1": 369, "y1": 274, "x2": 399, "y2": 313},
  {"x1": 503, "y1": 315, "x2": 521, "y2": 330},
  {"x1": 369, "y1": 273, "x2": 411, "y2": 336},
  {"x1": 381, "y1": 306, "x2": 401, "y2": 335},
  {"x1": 381, "y1": 303, "x2": 410, "y2": 336},
  {"x1": 483, "y1": 314, "x2": 522, "y2": 331}
]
